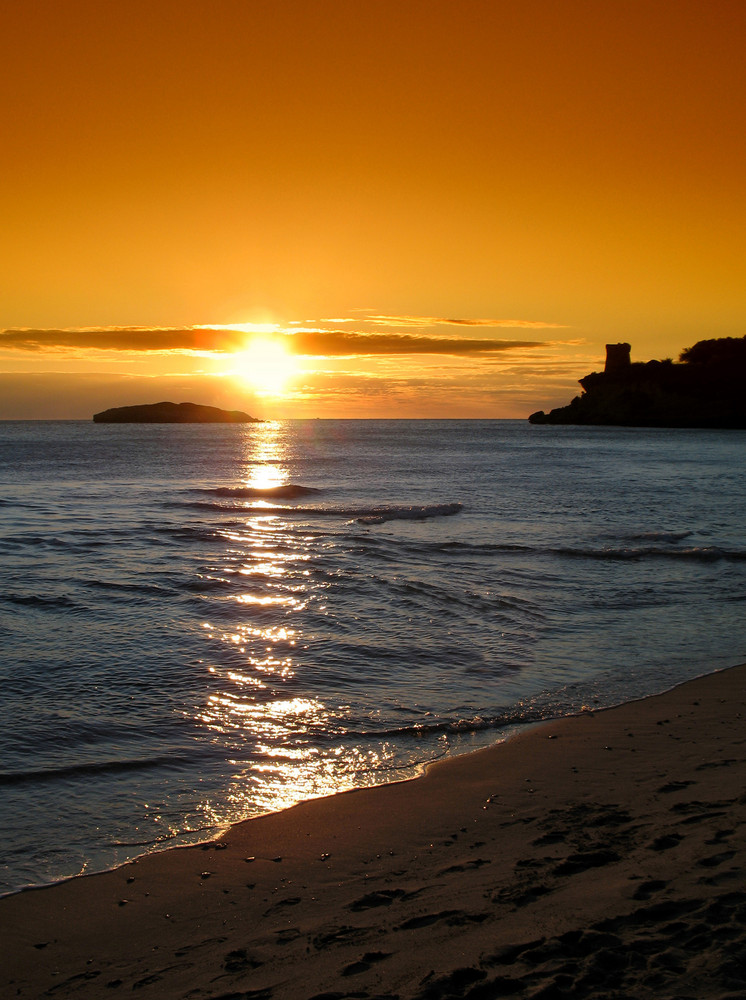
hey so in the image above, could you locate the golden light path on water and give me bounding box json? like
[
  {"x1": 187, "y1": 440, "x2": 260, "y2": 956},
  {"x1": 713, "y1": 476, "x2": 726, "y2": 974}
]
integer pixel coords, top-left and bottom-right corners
[{"x1": 192, "y1": 422, "x2": 403, "y2": 829}]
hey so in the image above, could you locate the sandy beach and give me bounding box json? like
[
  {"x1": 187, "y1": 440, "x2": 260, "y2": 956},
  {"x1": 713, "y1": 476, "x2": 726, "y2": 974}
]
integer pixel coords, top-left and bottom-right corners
[{"x1": 2, "y1": 663, "x2": 745, "y2": 999}]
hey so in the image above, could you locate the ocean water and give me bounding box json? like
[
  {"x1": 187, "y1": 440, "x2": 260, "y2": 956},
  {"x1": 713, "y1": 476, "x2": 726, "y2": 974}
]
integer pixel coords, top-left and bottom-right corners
[{"x1": 1, "y1": 419, "x2": 745, "y2": 895}]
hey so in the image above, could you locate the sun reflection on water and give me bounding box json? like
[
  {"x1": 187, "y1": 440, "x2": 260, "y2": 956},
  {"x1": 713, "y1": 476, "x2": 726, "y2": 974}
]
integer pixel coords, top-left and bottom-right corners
[
  {"x1": 193, "y1": 419, "x2": 375, "y2": 824},
  {"x1": 191, "y1": 423, "x2": 439, "y2": 830},
  {"x1": 241, "y1": 421, "x2": 287, "y2": 492}
]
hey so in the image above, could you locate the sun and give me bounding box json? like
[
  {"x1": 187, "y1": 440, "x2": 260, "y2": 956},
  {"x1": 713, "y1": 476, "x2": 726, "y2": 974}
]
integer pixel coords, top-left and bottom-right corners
[{"x1": 232, "y1": 337, "x2": 297, "y2": 396}]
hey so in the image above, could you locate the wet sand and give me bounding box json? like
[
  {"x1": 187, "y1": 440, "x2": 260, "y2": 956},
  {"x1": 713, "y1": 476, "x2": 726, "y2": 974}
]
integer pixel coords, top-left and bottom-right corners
[{"x1": 2, "y1": 663, "x2": 745, "y2": 999}]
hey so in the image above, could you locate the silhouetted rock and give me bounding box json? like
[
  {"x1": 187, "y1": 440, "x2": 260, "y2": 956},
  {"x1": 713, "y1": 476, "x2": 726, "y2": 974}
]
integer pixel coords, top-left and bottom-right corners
[
  {"x1": 529, "y1": 337, "x2": 746, "y2": 428},
  {"x1": 93, "y1": 402, "x2": 260, "y2": 423}
]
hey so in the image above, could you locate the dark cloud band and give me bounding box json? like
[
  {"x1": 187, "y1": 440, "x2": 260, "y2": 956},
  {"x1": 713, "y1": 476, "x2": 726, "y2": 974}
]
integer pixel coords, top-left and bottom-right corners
[
  {"x1": 0, "y1": 327, "x2": 243, "y2": 352},
  {"x1": 290, "y1": 331, "x2": 546, "y2": 356},
  {"x1": 0, "y1": 326, "x2": 547, "y2": 357}
]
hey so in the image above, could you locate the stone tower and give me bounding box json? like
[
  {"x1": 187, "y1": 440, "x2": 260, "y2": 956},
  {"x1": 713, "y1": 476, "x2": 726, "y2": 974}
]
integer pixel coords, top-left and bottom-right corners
[{"x1": 605, "y1": 343, "x2": 631, "y2": 373}]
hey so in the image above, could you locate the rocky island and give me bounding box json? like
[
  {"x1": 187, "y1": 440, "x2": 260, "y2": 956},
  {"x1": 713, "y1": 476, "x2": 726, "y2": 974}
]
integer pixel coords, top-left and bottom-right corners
[
  {"x1": 529, "y1": 337, "x2": 746, "y2": 428},
  {"x1": 93, "y1": 402, "x2": 260, "y2": 423}
]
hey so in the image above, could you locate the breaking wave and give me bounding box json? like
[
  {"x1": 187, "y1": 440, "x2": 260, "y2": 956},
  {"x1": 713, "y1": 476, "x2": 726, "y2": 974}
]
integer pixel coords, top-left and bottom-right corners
[
  {"x1": 357, "y1": 502, "x2": 463, "y2": 524},
  {"x1": 198, "y1": 484, "x2": 322, "y2": 499},
  {"x1": 350, "y1": 706, "x2": 556, "y2": 740}
]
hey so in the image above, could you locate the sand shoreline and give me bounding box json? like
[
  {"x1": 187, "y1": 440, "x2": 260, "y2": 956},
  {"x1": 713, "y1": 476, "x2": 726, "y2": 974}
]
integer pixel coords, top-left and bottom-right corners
[{"x1": 2, "y1": 663, "x2": 746, "y2": 998}]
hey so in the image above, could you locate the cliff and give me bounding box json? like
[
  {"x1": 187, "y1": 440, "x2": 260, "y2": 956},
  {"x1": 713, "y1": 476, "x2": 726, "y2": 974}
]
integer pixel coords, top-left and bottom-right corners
[
  {"x1": 528, "y1": 338, "x2": 746, "y2": 428},
  {"x1": 93, "y1": 401, "x2": 260, "y2": 423}
]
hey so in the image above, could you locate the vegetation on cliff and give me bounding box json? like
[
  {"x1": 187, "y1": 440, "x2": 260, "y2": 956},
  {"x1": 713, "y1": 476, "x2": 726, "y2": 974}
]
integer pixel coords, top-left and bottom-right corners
[{"x1": 529, "y1": 337, "x2": 746, "y2": 428}]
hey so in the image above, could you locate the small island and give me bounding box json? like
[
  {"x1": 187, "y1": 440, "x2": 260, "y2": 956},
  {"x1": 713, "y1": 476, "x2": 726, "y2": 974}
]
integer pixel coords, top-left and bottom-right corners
[
  {"x1": 529, "y1": 337, "x2": 746, "y2": 428},
  {"x1": 93, "y1": 401, "x2": 260, "y2": 423}
]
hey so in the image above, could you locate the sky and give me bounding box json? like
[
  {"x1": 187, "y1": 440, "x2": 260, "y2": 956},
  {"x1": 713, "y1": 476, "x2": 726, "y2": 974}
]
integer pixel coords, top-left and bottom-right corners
[{"x1": 1, "y1": 0, "x2": 744, "y2": 419}]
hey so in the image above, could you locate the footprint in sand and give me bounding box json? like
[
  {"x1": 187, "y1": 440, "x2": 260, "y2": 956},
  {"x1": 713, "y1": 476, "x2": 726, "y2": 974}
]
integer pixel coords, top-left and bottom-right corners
[
  {"x1": 697, "y1": 850, "x2": 736, "y2": 868},
  {"x1": 341, "y1": 951, "x2": 391, "y2": 977},
  {"x1": 632, "y1": 879, "x2": 668, "y2": 901},
  {"x1": 397, "y1": 910, "x2": 489, "y2": 931},
  {"x1": 223, "y1": 947, "x2": 263, "y2": 972},
  {"x1": 348, "y1": 889, "x2": 406, "y2": 911},
  {"x1": 648, "y1": 833, "x2": 683, "y2": 851},
  {"x1": 553, "y1": 849, "x2": 621, "y2": 876},
  {"x1": 312, "y1": 925, "x2": 371, "y2": 951}
]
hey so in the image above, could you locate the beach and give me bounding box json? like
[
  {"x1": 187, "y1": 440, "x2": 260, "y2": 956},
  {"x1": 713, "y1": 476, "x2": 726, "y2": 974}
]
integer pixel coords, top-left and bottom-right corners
[{"x1": 2, "y1": 662, "x2": 745, "y2": 999}]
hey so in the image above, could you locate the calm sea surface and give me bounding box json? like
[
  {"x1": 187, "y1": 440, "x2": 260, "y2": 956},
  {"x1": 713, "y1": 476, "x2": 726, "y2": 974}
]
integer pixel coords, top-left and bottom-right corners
[{"x1": 1, "y1": 419, "x2": 745, "y2": 894}]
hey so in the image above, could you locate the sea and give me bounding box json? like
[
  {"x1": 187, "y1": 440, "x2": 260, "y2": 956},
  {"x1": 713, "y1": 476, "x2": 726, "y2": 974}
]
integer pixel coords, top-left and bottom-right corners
[{"x1": 1, "y1": 419, "x2": 745, "y2": 896}]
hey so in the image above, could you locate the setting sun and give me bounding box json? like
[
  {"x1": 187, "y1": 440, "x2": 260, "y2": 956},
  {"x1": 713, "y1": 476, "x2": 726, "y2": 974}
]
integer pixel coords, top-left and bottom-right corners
[{"x1": 232, "y1": 338, "x2": 297, "y2": 396}]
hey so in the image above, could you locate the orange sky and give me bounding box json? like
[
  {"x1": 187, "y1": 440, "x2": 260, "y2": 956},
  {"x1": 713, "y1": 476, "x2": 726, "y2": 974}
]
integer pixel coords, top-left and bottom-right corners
[{"x1": 1, "y1": 0, "x2": 744, "y2": 418}]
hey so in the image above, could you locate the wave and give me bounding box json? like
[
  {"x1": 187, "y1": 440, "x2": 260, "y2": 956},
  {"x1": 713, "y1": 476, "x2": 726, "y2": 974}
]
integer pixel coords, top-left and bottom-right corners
[
  {"x1": 1, "y1": 531, "x2": 130, "y2": 552},
  {"x1": 357, "y1": 502, "x2": 463, "y2": 524},
  {"x1": 180, "y1": 500, "x2": 464, "y2": 522},
  {"x1": 621, "y1": 530, "x2": 693, "y2": 543},
  {"x1": 348, "y1": 705, "x2": 558, "y2": 741},
  {"x1": 2, "y1": 593, "x2": 88, "y2": 611},
  {"x1": 197, "y1": 484, "x2": 322, "y2": 499},
  {"x1": 2, "y1": 534, "x2": 72, "y2": 550},
  {"x1": 181, "y1": 575, "x2": 237, "y2": 592},
  {"x1": 80, "y1": 579, "x2": 172, "y2": 597},
  {"x1": 416, "y1": 539, "x2": 746, "y2": 563},
  {"x1": 161, "y1": 522, "x2": 337, "y2": 546},
  {"x1": 161, "y1": 525, "x2": 228, "y2": 543},
  {"x1": 552, "y1": 544, "x2": 746, "y2": 562},
  {"x1": 0, "y1": 754, "x2": 188, "y2": 787}
]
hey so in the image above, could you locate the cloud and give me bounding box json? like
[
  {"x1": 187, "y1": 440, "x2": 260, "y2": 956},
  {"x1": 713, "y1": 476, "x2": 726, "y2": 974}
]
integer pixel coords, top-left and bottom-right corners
[
  {"x1": 365, "y1": 315, "x2": 569, "y2": 329},
  {"x1": 288, "y1": 331, "x2": 546, "y2": 356},
  {"x1": 0, "y1": 327, "x2": 246, "y2": 353},
  {"x1": 1, "y1": 325, "x2": 549, "y2": 357}
]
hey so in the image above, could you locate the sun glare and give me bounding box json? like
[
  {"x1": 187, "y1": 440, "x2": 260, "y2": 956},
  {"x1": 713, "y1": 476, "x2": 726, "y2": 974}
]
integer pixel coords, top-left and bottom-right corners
[{"x1": 232, "y1": 338, "x2": 297, "y2": 396}]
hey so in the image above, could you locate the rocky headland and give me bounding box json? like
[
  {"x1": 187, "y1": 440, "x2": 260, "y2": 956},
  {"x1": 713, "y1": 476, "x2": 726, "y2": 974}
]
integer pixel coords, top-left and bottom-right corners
[
  {"x1": 93, "y1": 402, "x2": 260, "y2": 423},
  {"x1": 529, "y1": 337, "x2": 746, "y2": 428}
]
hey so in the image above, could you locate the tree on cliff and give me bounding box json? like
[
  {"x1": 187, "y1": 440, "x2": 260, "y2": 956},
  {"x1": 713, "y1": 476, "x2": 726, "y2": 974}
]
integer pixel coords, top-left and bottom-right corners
[{"x1": 679, "y1": 335, "x2": 746, "y2": 368}]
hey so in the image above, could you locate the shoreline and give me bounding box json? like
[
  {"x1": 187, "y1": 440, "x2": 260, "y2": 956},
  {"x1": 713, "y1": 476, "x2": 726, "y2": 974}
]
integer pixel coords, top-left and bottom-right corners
[
  {"x1": 0, "y1": 670, "x2": 706, "y2": 903},
  {"x1": 2, "y1": 662, "x2": 746, "y2": 998}
]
